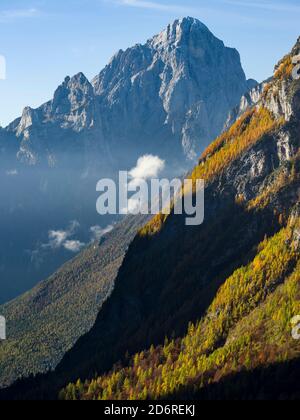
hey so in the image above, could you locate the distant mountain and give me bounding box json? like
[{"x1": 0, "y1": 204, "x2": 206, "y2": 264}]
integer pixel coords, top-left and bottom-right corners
[
  {"x1": 2, "y1": 17, "x2": 254, "y2": 169},
  {"x1": 2, "y1": 37, "x2": 298, "y2": 400}
]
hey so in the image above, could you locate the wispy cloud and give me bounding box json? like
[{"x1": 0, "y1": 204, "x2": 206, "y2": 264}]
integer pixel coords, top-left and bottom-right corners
[
  {"x1": 28, "y1": 220, "x2": 85, "y2": 269},
  {"x1": 63, "y1": 240, "x2": 85, "y2": 253},
  {"x1": 113, "y1": 0, "x2": 194, "y2": 13},
  {"x1": 223, "y1": 0, "x2": 300, "y2": 13},
  {"x1": 129, "y1": 154, "x2": 165, "y2": 180},
  {"x1": 90, "y1": 225, "x2": 114, "y2": 242},
  {"x1": 0, "y1": 8, "x2": 39, "y2": 22},
  {"x1": 42, "y1": 220, "x2": 85, "y2": 253},
  {"x1": 123, "y1": 154, "x2": 165, "y2": 214}
]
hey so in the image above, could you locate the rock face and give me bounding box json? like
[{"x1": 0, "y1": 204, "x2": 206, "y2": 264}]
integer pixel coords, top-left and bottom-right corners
[
  {"x1": 224, "y1": 79, "x2": 267, "y2": 130},
  {"x1": 2, "y1": 17, "x2": 254, "y2": 168}
]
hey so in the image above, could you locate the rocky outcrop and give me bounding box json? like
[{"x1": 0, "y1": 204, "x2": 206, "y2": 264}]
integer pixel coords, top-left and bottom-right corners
[{"x1": 224, "y1": 79, "x2": 264, "y2": 130}]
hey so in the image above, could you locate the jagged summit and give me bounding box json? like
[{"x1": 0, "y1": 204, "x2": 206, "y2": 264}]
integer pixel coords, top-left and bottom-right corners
[
  {"x1": 51, "y1": 72, "x2": 94, "y2": 115},
  {"x1": 150, "y1": 17, "x2": 213, "y2": 47},
  {"x1": 179, "y1": 16, "x2": 209, "y2": 28},
  {"x1": 90, "y1": 17, "x2": 253, "y2": 162},
  {"x1": 168, "y1": 17, "x2": 212, "y2": 37}
]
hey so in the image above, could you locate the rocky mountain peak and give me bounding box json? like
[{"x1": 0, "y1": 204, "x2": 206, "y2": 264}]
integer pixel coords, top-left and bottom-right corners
[
  {"x1": 91, "y1": 17, "x2": 252, "y2": 161},
  {"x1": 3, "y1": 18, "x2": 255, "y2": 167},
  {"x1": 151, "y1": 17, "x2": 212, "y2": 49},
  {"x1": 260, "y1": 42, "x2": 300, "y2": 123},
  {"x1": 51, "y1": 72, "x2": 94, "y2": 116},
  {"x1": 291, "y1": 36, "x2": 300, "y2": 55},
  {"x1": 16, "y1": 106, "x2": 40, "y2": 136}
]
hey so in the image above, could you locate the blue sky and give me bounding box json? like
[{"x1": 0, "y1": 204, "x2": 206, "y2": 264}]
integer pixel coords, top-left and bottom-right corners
[{"x1": 0, "y1": 0, "x2": 299, "y2": 127}]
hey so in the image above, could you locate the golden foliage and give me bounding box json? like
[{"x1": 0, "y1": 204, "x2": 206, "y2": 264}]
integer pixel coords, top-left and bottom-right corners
[
  {"x1": 274, "y1": 56, "x2": 293, "y2": 81},
  {"x1": 139, "y1": 213, "x2": 168, "y2": 237},
  {"x1": 140, "y1": 107, "x2": 281, "y2": 237},
  {"x1": 61, "y1": 217, "x2": 300, "y2": 401},
  {"x1": 191, "y1": 107, "x2": 280, "y2": 184},
  {"x1": 200, "y1": 109, "x2": 254, "y2": 161}
]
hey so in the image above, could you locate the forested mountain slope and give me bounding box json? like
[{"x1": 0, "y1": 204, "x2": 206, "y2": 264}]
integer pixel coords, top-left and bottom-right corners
[
  {"x1": 1, "y1": 38, "x2": 300, "y2": 401},
  {"x1": 62, "y1": 215, "x2": 300, "y2": 400},
  {"x1": 0, "y1": 215, "x2": 147, "y2": 388}
]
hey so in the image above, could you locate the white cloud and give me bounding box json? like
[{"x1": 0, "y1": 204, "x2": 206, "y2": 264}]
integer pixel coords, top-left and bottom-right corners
[
  {"x1": 126, "y1": 197, "x2": 142, "y2": 213},
  {"x1": 129, "y1": 154, "x2": 165, "y2": 180},
  {"x1": 29, "y1": 220, "x2": 87, "y2": 264},
  {"x1": 63, "y1": 240, "x2": 85, "y2": 253},
  {"x1": 0, "y1": 55, "x2": 6, "y2": 80},
  {"x1": 90, "y1": 225, "x2": 114, "y2": 241},
  {"x1": 0, "y1": 8, "x2": 39, "y2": 22},
  {"x1": 114, "y1": 0, "x2": 194, "y2": 13},
  {"x1": 48, "y1": 230, "x2": 68, "y2": 249},
  {"x1": 222, "y1": 0, "x2": 300, "y2": 13},
  {"x1": 122, "y1": 154, "x2": 165, "y2": 214},
  {"x1": 42, "y1": 220, "x2": 84, "y2": 252}
]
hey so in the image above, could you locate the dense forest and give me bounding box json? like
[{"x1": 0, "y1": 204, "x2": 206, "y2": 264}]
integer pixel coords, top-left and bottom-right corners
[{"x1": 61, "y1": 216, "x2": 300, "y2": 400}]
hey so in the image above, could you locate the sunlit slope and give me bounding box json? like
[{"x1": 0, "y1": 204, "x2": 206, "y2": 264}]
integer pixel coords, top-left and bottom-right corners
[{"x1": 62, "y1": 215, "x2": 300, "y2": 400}]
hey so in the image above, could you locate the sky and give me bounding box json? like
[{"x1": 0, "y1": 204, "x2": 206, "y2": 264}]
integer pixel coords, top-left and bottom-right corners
[{"x1": 0, "y1": 0, "x2": 299, "y2": 127}]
